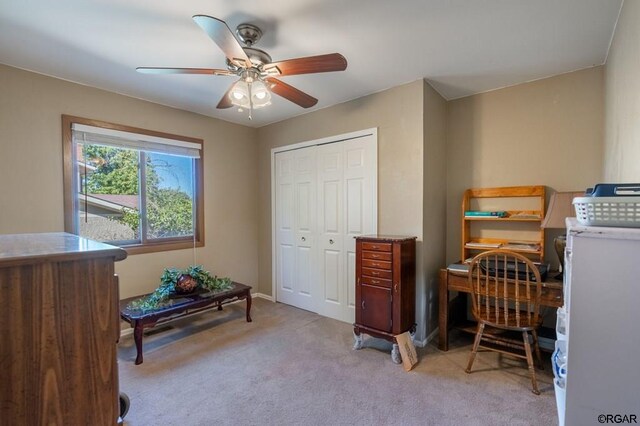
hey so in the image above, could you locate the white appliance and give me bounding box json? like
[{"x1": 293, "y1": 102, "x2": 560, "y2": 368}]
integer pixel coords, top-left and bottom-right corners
[{"x1": 555, "y1": 218, "x2": 640, "y2": 425}]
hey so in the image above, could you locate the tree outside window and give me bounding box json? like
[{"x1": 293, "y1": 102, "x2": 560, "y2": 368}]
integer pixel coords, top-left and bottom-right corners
[{"x1": 63, "y1": 116, "x2": 204, "y2": 254}]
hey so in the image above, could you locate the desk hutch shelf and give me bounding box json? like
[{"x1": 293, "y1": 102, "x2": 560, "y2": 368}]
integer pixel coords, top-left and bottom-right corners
[{"x1": 461, "y1": 185, "x2": 546, "y2": 263}]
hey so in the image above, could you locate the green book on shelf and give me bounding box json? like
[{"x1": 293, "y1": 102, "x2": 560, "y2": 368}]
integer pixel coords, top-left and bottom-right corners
[{"x1": 464, "y1": 211, "x2": 508, "y2": 218}]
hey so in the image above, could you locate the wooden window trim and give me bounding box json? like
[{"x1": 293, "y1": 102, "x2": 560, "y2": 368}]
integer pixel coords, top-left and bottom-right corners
[{"x1": 62, "y1": 115, "x2": 205, "y2": 255}]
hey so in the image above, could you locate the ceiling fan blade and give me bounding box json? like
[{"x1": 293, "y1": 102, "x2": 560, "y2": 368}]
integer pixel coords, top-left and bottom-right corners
[
  {"x1": 265, "y1": 77, "x2": 318, "y2": 108},
  {"x1": 263, "y1": 53, "x2": 347, "y2": 76},
  {"x1": 192, "y1": 15, "x2": 251, "y2": 68},
  {"x1": 137, "y1": 67, "x2": 234, "y2": 76},
  {"x1": 216, "y1": 85, "x2": 234, "y2": 109}
]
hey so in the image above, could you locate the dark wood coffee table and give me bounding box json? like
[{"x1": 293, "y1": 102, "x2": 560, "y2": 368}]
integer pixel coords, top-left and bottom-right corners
[{"x1": 120, "y1": 282, "x2": 252, "y2": 364}]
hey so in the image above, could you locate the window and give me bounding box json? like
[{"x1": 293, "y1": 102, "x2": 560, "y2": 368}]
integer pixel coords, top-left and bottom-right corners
[{"x1": 63, "y1": 115, "x2": 204, "y2": 254}]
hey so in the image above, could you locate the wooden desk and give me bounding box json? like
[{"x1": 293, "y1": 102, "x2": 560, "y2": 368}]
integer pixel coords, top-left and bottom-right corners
[
  {"x1": 120, "y1": 282, "x2": 252, "y2": 364},
  {"x1": 438, "y1": 268, "x2": 563, "y2": 351}
]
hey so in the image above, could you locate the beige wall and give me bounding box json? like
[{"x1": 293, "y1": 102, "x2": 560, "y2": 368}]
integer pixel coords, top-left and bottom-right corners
[
  {"x1": 0, "y1": 55, "x2": 609, "y2": 342},
  {"x1": 422, "y1": 81, "x2": 448, "y2": 336},
  {"x1": 0, "y1": 64, "x2": 259, "y2": 299},
  {"x1": 604, "y1": 0, "x2": 640, "y2": 181},
  {"x1": 446, "y1": 66, "x2": 605, "y2": 266},
  {"x1": 256, "y1": 80, "x2": 429, "y2": 327}
]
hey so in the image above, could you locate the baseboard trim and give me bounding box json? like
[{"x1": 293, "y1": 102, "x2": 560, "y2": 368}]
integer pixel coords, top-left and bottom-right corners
[
  {"x1": 252, "y1": 292, "x2": 274, "y2": 302},
  {"x1": 414, "y1": 338, "x2": 427, "y2": 348},
  {"x1": 414, "y1": 327, "x2": 439, "y2": 348}
]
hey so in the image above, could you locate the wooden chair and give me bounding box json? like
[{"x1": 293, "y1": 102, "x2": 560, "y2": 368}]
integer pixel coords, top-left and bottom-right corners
[{"x1": 465, "y1": 249, "x2": 544, "y2": 394}]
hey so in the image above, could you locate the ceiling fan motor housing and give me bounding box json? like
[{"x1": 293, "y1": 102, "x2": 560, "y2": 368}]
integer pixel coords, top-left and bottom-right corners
[{"x1": 236, "y1": 23, "x2": 262, "y2": 46}]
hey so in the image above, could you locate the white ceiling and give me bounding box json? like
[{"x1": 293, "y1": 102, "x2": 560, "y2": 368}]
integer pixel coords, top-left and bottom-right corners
[{"x1": 0, "y1": 0, "x2": 623, "y2": 127}]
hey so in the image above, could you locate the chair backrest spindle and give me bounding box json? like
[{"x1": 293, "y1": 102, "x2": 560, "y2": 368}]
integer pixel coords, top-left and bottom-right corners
[{"x1": 468, "y1": 249, "x2": 542, "y2": 330}]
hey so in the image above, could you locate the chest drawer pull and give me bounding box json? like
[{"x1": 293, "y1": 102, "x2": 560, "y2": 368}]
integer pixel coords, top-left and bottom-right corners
[
  {"x1": 362, "y1": 259, "x2": 392, "y2": 270},
  {"x1": 362, "y1": 251, "x2": 392, "y2": 261},
  {"x1": 362, "y1": 267, "x2": 392, "y2": 279},
  {"x1": 360, "y1": 276, "x2": 392, "y2": 288},
  {"x1": 361, "y1": 242, "x2": 392, "y2": 252}
]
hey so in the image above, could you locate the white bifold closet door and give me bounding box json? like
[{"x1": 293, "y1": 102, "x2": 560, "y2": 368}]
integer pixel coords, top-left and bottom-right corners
[
  {"x1": 275, "y1": 147, "x2": 317, "y2": 312},
  {"x1": 275, "y1": 134, "x2": 376, "y2": 323}
]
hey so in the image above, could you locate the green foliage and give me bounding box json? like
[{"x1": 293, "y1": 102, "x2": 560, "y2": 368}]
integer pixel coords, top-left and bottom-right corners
[
  {"x1": 83, "y1": 146, "x2": 140, "y2": 195},
  {"x1": 117, "y1": 208, "x2": 141, "y2": 234},
  {"x1": 81, "y1": 144, "x2": 194, "y2": 236},
  {"x1": 147, "y1": 188, "x2": 193, "y2": 237},
  {"x1": 127, "y1": 265, "x2": 232, "y2": 312}
]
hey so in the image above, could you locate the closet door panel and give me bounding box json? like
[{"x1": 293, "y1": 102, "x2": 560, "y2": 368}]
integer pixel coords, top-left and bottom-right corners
[
  {"x1": 343, "y1": 136, "x2": 376, "y2": 321},
  {"x1": 346, "y1": 179, "x2": 364, "y2": 235},
  {"x1": 274, "y1": 133, "x2": 376, "y2": 323},
  {"x1": 275, "y1": 147, "x2": 317, "y2": 312},
  {"x1": 323, "y1": 250, "x2": 341, "y2": 303},
  {"x1": 292, "y1": 147, "x2": 317, "y2": 311},
  {"x1": 278, "y1": 245, "x2": 295, "y2": 292},
  {"x1": 275, "y1": 151, "x2": 296, "y2": 303},
  {"x1": 347, "y1": 251, "x2": 357, "y2": 310},
  {"x1": 317, "y1": 143, "x2": 345, "y2": 320}
]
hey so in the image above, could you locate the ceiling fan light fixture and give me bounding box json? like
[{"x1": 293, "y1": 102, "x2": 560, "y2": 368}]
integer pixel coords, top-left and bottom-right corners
[
  {"x1": 251, "y1": 80, "x2": 271, "y2": 107},
  {"x1": 229, "y1": 80, "x2": 250, "y2": 107},
  {"x1": 228, "y1": 78, "x2": 272, "y2": 114}
]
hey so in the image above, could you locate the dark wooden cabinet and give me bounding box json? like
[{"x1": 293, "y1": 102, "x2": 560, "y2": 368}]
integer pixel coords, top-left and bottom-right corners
[
  {"x1": 0, "y1": 232, "x2": 127, "y2": 425},
  {"x1": 353, "y1": 235, "x2": 416, "y2": 363}
]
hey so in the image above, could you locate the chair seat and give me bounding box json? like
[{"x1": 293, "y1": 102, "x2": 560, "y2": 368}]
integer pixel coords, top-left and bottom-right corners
[{"x1": 476, "y1": 306, "x2": 543, "y2": 330}]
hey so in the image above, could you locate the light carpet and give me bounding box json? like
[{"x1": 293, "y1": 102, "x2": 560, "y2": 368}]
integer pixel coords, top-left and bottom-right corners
[{"x1": 118, "y1": 298, "x2": 557, "y2": 426}]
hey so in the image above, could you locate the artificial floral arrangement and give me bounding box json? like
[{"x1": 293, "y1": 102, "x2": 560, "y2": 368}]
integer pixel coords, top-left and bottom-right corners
[{"x1": 127, "y1": 265, "x2": 232, "y2": 312}]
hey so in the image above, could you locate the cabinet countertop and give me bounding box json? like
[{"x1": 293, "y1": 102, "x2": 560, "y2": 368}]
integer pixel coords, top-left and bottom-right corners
[
  {"x1": 0, "y1": 232, "x2": 127, "y2": 266},
  {"x1": 355, "y1": 235, "x2": 417, "y2": 242}
]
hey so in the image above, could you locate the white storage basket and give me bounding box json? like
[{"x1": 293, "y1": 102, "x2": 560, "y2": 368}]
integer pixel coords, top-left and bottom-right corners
[{"x1": 573, "y1": 196, "x2": 640, "y2": 227}]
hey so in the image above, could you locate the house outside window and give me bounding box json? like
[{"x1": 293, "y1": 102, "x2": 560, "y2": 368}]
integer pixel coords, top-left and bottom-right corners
[{"x1": 63, "y1": 115, "x2": 204, "y2": 254}]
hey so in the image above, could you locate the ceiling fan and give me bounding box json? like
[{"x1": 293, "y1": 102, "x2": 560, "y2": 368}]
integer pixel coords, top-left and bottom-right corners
[{"x1": 137, "y1": 15, "x2": 348, "y2": 119}]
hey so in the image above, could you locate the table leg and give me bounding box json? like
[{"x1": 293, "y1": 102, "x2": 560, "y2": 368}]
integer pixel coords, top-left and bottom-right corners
[
  {"x1": 438, "y1": 269, "x2": 449, "y2": 351},
  {"x1": 245, "y1": 291, "x2": 252, "y2": 322},
  {"x1": 133, "y1": 321, "x2": 144, "y2": 365}
]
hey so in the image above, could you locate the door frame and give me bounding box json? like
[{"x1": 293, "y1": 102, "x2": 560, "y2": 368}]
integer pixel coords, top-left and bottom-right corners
[{"x1": 271, "y1": 128, "x2": 378, "y2": 304}]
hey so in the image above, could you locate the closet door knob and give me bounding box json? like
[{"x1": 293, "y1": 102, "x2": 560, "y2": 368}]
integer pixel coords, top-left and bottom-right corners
[
  {"x1": 301, "y1": 236, "x2": 306, "y2": 242},
  {"x1": 329, "y1": 239, "x2": 334, "y2": 244}
]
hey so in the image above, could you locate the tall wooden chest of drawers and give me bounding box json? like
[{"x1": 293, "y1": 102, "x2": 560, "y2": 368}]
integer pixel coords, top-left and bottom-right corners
[
  {"x1": 353, "y1": 235, "x2": 416, "y2": 363},
  {"x1": 0, "y1": 233, "x2": 127, "y2": 425}
]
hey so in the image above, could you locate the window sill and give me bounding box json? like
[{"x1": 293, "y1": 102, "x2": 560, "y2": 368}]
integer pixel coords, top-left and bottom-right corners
[{"x1": 121, "y1": 240, "x2": 204, "y2": 256}]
